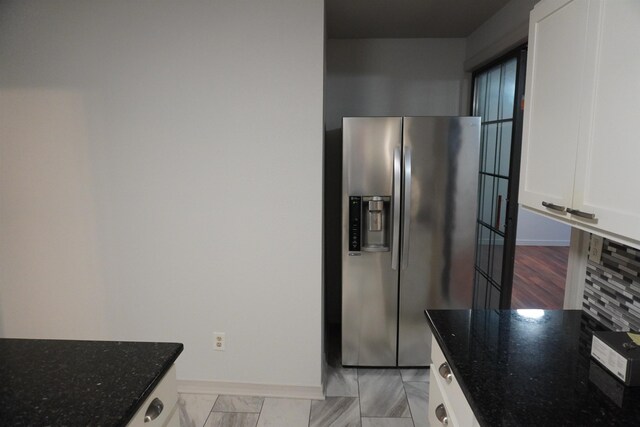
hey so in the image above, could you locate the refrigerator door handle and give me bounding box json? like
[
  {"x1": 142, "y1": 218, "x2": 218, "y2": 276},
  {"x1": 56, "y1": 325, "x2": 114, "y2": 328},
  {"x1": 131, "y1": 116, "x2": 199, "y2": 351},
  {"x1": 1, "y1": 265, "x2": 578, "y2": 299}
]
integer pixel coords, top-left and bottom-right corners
[
  {"x1": 391, "y1": 147, "x2": 402, "y2": 270},
  {"x1": 401, "y1": 146, "x2": 412, "y2": 269}
]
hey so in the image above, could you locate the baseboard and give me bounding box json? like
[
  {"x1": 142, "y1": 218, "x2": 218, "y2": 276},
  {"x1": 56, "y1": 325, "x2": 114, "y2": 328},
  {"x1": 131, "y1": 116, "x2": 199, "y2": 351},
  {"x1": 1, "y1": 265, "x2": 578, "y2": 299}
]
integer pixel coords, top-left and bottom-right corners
[
  {"x1": 516, "y1": 239, "x2": 570, "y2": 246},
  {"x1": 177, "y1": 379, "x2": 324, "y2": 400}
]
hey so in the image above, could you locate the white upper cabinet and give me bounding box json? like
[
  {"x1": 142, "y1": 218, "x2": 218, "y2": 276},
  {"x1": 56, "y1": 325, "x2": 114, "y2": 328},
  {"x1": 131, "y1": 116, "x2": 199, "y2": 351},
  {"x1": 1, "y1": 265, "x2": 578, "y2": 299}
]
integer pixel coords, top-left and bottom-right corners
[
  {"x1": 520, "y1": 0, "x2": 640, "y2": 248},
  {"x1": 520, "y1": 0, "x2": 591, "y2": 216},
  {"x1": 573, "y1": 0, "x2": 640, "y2": 244}
]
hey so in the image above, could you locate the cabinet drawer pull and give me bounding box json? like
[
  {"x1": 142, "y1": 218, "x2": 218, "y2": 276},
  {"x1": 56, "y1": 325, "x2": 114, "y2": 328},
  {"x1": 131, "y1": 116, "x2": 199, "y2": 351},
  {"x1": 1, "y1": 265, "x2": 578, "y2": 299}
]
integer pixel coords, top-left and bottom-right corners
[
  {"x1": 435, "y1": 403, "x2": 449, "y2": 425},
  {"x1": 438, "y1": 362, "x2": 453, "y2": 384},
  {"x1": 566, "y1": 208, "x2": 596, "y2": 220},
  {"x1": 144, "y1": 397, "x2": 164, "y2": 423},
  {"x1": 541, "y1": 201, "x2": 565, "y2": 212}
]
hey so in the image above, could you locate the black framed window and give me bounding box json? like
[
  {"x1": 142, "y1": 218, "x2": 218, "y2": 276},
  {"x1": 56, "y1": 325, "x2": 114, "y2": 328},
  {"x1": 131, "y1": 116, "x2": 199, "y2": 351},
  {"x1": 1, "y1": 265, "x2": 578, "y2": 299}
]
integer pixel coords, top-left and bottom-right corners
[{"x1": 471, "y1": 46, "x2": 527, "y2": 309}]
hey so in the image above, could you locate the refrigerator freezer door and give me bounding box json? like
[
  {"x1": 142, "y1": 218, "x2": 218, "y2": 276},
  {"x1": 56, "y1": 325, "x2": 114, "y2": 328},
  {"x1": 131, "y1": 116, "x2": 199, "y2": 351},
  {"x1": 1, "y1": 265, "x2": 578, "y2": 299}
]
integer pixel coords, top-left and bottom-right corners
[
  {"x1": 342, "y1": 117, "x2": 402, "y2": 366},
  {"x1": 398, "y1": 117, "x2": 480, "y2": 366}
]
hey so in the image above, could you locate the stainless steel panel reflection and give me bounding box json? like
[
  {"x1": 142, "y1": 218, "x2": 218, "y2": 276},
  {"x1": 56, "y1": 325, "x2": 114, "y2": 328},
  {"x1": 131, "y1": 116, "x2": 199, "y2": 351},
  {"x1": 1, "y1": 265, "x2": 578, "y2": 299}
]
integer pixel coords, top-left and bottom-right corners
[
  {"x1": 398, "y1": 117, "x2": 480, "y2": 366},
  {"x1": 342, "y1": 117, "x2": 402, "y2": 366},
  {"x1": 391, "y1": 147, "x2": 402, "y2": 270}
]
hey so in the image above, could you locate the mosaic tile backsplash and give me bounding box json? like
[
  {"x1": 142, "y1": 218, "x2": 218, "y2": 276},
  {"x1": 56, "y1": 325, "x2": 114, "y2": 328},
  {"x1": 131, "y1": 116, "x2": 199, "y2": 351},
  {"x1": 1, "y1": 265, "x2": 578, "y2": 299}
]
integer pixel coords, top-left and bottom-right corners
[{"x1": 583, "y1": 237, "x2": 640, "y2": 332}]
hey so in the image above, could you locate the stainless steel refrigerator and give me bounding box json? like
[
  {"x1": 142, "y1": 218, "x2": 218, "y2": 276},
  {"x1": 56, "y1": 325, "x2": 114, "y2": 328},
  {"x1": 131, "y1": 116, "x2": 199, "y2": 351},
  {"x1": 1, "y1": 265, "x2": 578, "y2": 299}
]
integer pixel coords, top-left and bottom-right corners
[{"x1": 342, "y1": 116, "x2": 480, "y2": 367}]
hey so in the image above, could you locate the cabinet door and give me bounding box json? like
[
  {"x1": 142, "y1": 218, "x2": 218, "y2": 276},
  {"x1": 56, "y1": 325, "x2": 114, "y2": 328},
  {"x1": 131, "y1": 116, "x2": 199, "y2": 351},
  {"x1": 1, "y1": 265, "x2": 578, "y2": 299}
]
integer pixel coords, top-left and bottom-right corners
[
  {"x1": 572, "y1": 0, "x2": 640, "y2": 245},
  {"x1": 127, "y1": 365, "x2": 178, "y2": 427},
  {"x1": 519, "y1": 0, "x2": 592, "y2": 218}
]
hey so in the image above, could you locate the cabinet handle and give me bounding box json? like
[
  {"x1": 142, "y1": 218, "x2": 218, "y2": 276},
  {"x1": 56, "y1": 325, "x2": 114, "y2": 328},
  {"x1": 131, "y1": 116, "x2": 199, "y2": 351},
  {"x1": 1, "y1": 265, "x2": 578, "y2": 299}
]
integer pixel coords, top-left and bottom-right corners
[
  {"x1": 435, "y1": 403, "x2": 449, "y2": 425},
  {"x1": 401, "y1": 146, "x2": 412, "y2": 270},
  {"x1": 566, "y1": 208, "x2": 596, "y2": 220},
  {"x1": 541, "y1": 201, "x2": 565, "y2": 212},
  {"x1": 438, "y1": 362, "x2": 453, "y2": 384},
  {"x1": 391, "y1": 147, "x2": 401, "y2": 270},
  {"x1": 144, "y1": 397, "x2": 164, "y2": 423}
]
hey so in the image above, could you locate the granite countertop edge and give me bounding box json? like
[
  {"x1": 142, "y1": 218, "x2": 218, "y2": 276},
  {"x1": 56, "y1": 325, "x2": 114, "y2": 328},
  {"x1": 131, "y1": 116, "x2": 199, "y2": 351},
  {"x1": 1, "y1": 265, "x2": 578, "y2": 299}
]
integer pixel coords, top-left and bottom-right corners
[
  {"x1": 423, "y1": 309, "x2": 640, "y2": 427},
  {"x1": 120, "y1": 341, "x2": 184, "y2": 425},
  {"x1": 0, "y1": 339, "x2": 185, "y2": 426},
  {"x1": 424, "y1": 309, "x2": 490, "y2": 427}
]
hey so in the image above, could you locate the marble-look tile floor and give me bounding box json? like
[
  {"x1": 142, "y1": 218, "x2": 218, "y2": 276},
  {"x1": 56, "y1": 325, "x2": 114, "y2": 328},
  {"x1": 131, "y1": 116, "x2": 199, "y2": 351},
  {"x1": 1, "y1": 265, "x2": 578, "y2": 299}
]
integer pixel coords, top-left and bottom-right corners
[{"x1": 179, "y1": 367, "x2": 430, "y2": 427}]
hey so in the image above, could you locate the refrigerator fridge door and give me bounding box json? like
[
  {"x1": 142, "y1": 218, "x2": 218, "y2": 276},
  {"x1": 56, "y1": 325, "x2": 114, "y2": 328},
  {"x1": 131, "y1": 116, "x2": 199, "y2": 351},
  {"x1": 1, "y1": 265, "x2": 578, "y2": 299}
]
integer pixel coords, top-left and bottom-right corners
[
  {"x1": 398, "y1": 117, "x2": 480, "y2": 366},
  {"x1": 342, "y1": 117, "x2": 402, "y2": 366}
]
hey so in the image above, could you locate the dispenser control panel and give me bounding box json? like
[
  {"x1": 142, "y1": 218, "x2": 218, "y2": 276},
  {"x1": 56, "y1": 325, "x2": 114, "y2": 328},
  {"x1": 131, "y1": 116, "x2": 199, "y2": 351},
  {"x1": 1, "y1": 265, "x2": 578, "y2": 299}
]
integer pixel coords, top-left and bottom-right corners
[
  {"x1": 348, "y1": 196, "x2": 361, "y2": 252},
  {"x1": 348, "y1": 195, "x2": 390, "y2": 253}
]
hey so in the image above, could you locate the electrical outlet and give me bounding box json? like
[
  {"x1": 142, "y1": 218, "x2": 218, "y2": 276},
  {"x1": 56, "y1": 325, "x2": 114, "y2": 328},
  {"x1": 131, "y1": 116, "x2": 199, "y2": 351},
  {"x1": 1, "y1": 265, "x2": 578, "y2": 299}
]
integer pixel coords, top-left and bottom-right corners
[
  {"x1": 213, "y1": 332, "x2": 225, "y2": 351},
  {"x1": 589, "y1": 234, "x2": 604, "y2": 263}
]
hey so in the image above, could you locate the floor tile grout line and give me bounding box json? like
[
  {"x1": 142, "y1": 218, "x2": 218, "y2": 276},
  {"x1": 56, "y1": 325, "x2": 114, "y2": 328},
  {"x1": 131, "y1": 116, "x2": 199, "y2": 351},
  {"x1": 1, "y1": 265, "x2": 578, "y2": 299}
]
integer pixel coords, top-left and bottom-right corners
[
  {"x1": 255, "y1": 396, "x2": 265, "y2": 427},
  {"x1": 202, "y1": 394, "x2": 220, "y2": 427},
  {"x1": 362, "y1": 415, "x2": 417, "y2": 418},
  {"x1": 258, "y1": 396, "x2": 266, "y2": 425},
  {"x1": 188, "y1": 368, "x2": 427, "y2": 427},
  {"x1": 357, "y1": 368, "x2": 363, "y2": 425},
  {"x1": 402, "y1": 381, "x2": 417, "y2": 427}
]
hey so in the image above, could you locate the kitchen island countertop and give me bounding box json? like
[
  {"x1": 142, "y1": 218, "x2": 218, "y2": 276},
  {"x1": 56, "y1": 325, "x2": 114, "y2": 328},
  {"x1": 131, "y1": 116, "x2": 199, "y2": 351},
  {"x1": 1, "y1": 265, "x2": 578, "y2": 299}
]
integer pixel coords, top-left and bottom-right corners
[
  {"x1": 426, "y1": 309, "x2": 640, "y2": 426},
  {"x1": 0, "y1": 338, "x2": 183, "y2": 426}
]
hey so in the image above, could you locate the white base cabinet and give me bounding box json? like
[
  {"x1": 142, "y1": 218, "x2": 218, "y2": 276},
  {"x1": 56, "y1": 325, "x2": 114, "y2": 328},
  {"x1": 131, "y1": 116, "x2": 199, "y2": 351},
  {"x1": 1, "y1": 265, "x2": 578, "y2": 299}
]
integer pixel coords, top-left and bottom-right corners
[
  {"x1": 520, "y1": 0, "x2": 640, "y2": 249},
  {"x1": 127, "y1": 364, "x2": 179, "y2": 427},
  {"x1": 428, "y1": 337, "x2": 480, "y2": 427}
]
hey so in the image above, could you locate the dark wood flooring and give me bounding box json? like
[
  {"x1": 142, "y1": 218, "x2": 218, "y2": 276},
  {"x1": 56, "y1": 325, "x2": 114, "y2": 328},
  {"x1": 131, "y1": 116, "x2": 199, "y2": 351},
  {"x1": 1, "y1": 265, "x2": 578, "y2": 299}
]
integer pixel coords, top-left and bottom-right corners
[{"x1": 511, "y1": 245, "x2": 569, "y2": 309}]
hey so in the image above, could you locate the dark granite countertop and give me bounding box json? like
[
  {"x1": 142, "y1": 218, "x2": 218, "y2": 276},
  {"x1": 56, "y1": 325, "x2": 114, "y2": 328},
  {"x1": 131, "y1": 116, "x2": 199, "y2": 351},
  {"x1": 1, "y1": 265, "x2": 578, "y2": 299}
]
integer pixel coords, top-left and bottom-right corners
[
  {"x1": 426, "y1": 309, "x2": 640, "y2": 427},
  {"x1": 0, "y1": 338, "x2": 183, "y2": 426}
]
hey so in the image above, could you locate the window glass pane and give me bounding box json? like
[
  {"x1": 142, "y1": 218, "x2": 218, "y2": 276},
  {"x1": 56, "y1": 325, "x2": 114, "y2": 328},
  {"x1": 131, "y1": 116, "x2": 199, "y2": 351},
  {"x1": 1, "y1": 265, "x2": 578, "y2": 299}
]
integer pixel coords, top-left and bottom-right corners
[
  {"x1": 479, "y1": 175, "x2": 495, "y2": 225},
  {"x1": 497, "y1": 122, "x2": 513, "y2": 177},
  {"x1": 491, "y1": 232, "x2": 504, "y2": 286},
  {"x1": 496, "y1": 178, "x2": 509, "y2": 234},
  {"x1": 489, "y1": 284, "x2": 502, "y2": 309},
  {"x1": 478, "y1": 175, "x2": 486, "y2": 222},
  {"x1": 472, "y1": 52, "x2": 522, "y2": 311},
  {"x1": 474, "y1": 273, "x2": 489, "y2": 308},
  {"x1": 482, "y1": 124, "x2": 498, "y2": 174},
  {"x1": 480, "y1": 125, "x2": 487, "y2": 172},
  {"x1": 478, "y1": 124, "x2": 485, "y2": 172},
  {"x1": 499, "y1": 58, "x2": 518, "y2": 120},
  {"x1": 474, "y1": 74, "x2": 488, "y2": 117},
  {"x1": 486, "y1": 67, "x2": 501, "y2": 121},
  {"x1": 477, "y1": 225, "x2": 491, "y2": 275}
]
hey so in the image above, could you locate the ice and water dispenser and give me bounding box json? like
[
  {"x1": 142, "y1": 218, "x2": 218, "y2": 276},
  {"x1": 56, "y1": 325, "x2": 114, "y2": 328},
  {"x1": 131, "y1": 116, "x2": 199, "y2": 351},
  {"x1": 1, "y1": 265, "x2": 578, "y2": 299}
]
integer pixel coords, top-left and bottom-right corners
[{"x1": 348, "y1": 195, "x2": 390, "y2": 252}]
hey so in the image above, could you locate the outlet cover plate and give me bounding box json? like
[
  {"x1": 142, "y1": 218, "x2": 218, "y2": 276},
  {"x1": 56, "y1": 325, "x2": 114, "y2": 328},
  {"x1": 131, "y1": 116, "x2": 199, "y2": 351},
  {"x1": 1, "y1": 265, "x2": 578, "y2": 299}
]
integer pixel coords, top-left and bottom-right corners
[
  {"x1": 589, "y1": 234, "x2": 604, "y2": 263},
  {"x1": 213, "y1": 332, "x2": 225, "y2": 351}
]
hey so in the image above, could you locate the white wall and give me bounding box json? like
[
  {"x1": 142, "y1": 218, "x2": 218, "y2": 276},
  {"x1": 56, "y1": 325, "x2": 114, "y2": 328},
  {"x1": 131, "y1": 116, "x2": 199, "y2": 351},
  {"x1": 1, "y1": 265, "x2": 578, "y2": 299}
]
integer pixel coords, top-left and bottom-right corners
[
  {"x1": 325, "y1": 38, "x2": 468, "y2": 131},
  {"x1": 0, "y1": 0, "x2": 324, "y2": 389},
  {"x1": 516, "y1": 207, "x2": 571, "y2": 245},
  {"x1": 465, "y1": 0, "x2": 538, "y2": 70}
]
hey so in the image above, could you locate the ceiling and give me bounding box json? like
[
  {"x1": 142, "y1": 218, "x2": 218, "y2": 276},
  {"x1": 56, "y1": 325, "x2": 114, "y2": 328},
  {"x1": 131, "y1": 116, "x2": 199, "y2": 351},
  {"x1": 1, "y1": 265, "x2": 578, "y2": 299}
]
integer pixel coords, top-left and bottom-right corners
[{"x1": 326, "y1": 0, "x2": 513, "y2": 38}]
